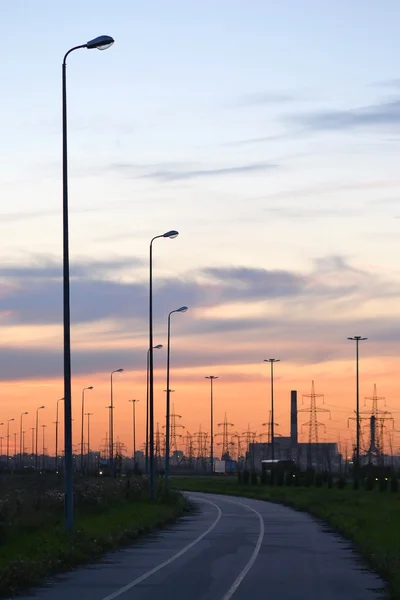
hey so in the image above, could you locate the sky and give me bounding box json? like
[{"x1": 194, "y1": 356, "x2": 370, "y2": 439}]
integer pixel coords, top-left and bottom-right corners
[{"x1": 1, "y1": 0, "x2": 400, "y2": 458}]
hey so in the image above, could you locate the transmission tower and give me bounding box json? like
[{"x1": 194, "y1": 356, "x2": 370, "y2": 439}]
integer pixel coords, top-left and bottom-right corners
[
  {"x1": 193, "y1": 426, "x2": 208, "y2": 467},
  {"x1": 232, "y1": 432, "x2": 242, "y2": 461},
  {"x1": 164, "y1": 403, "x2": 185, "y2": 453},
  {"x1": 298, "y1": 381, "x2": 330, "y2": 469},
  {"x1": 261, "y1": 410, "x2": 280, "y2": 445},
  {"x1": 216, "y1": 413, "x2": 235, "y2": 458},
  {"x1": 242, "y1": 424, "x2": 257, "y2": 468},
  {"x1": 101, "y1": 432, "x2": 109, "y2": 460},
  {"x1": 183, "y1": 431, "x2": 194, "y2": 466},
  {"x1": 361, "y1": 384, "x2": 394, "y2": 464}
]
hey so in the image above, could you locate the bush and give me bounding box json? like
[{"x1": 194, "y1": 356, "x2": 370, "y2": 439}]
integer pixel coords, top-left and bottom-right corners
[
  {"x1": 379, "y1": 478, "x2": 388, "y2": 492},
  {"x1": 237, "y1": 471, "x2": 243, "y2": 485},
  {"x1": 364, "y1": 476, "x2": 375, "y2": 491},
  {"x1": 390, "y1": 478, "x2": 399, "y2": 493},
  {"x1": 260, "y1": 471, "x2": 267, "y2": 486},
  {"x1": 250, "y1": 471, "x2": 258, "y2": 485},
  {"x1": 327, "y1": 474, "x2": 333, "y2": 489},
  {"x1": 314, "y1": 473, "x2": 323, "y2": 488},
  {"x1": 337, "y1": 477, "x2": 346, "y2": 489},
  {"x1": 242, "y1": 470, "x2": 250, "y2": 485},
  {"x1": 304, "y1": 472, "x2": 314, "y2": 487},
  {"x1": 276, "y1": 471, "x2": 284, "y2": 486}
]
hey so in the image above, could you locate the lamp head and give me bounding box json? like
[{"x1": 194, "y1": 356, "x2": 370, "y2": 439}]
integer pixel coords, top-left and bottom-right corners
[
  {"x1": 163, "y1": 230, "x2": 179, "y2": 239},
  {"x1": 176, "y1": 306, "x2": 188, "y2": 313},
  {"x1": 23, "y1": 412, "x2": 28, "y2": 415},
  {"x1": 9, "y1": 418, "x2": 14, "y2": 422},
  {"x1": 154, "y1": 344, "x2": 163, "y2": 350},
  {"x1": 116, "y1": 368, "x2": 124, "y2": 373},
  {"x1": 39, "y1": 405, "x2": 45, "y2": 409},
  {"x1": 88, "y1": 386, "x2": 94, "y2": 390},
  {"x1": 86, "y1": 35, "x2": 114, "y2": 50}
]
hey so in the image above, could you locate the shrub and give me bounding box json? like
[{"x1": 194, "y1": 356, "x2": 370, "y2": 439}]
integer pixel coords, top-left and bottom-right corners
[
  {"x1": 242, "y1": 470, "x2": 250, "y2": 485},
  {"x1": 250, "y1": 471, "x2": 258, "y2": 485},
  {"x1": 379, "y1": 478, "x2": 388, "y2": 492},
  {"x1": 276, "y1": 472, "x2": 285, "y2": 486},
  {"x1": 237, "y1": 471, "x2": 243, "y2": 485},
  {"x1": 314, "y1": 473, "x2": 323, "y2": 488},
  {"x1": 260, "y1": 471, "x2": 267, "y2": 486},
  {"x1": 327, "y1": 474, "x2": 333, "y2": 489},
  {"x1": 364, "y1": 476, "x2": 375, "y2": 491},
  {"x1": 337, "y1": 477, "x2": 346, "y2": 489},
  {"x1": 390, "y1": 478, "x2": 398, "y2": 493}
]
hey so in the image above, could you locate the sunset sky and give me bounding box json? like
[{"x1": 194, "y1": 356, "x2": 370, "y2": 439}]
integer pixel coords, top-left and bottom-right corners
[{"x1": 1, "y1": 1, "x2": 400, "y2": 458}]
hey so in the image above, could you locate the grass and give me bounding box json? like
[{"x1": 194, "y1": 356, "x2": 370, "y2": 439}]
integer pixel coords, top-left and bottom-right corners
[
  {"x1": 0, "y1": 475, "x2": 187, "y2": 598},
  {"x1": 174, "y1": 476, "x2": 400, "y2": 600}
]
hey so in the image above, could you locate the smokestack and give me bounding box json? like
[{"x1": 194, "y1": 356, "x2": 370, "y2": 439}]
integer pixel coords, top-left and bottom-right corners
[{"x1": 291, "y1": 390, "x2": 298, "y2": 447}]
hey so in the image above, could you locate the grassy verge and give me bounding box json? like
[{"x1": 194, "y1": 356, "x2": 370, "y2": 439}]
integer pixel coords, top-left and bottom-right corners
[
  {"x1": 0, "y1": 493, "x2": 187, "y2": 598},
  {"x1": 174, "y1": 477, "x2": 400, "y2": 600}
]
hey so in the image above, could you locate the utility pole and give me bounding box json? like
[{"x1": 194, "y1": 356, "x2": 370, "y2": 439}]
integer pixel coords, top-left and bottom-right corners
[{"x1": 205, "y1": 376, "x2": 218, "y2": 473}]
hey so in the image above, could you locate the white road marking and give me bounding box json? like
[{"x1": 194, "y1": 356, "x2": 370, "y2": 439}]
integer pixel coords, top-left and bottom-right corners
[
  {"x1": 99, "y1": 498, "x2": 222, "y2": 600},
  {"x1": 220, "y1": 498, "x2": 265, "y2": 600}
]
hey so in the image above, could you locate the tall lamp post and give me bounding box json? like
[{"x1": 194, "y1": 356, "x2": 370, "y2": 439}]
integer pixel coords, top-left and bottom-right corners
[
  {"x1": 35, "y1": 406, "x2": 45, "y2": 471},
  {"x1": 129, "y1": 400, "x2": 139, "y2": 466},
  {"x1": 19, "y1": 412, "x2": 28, "y2": 468},
  {"x1": 86, "y1": 412, "x2": 93, "y2": 470},
  {"x1": 165, "y1": 306, "x2": 188, "y2": 490},
  {"x1": 6, "y1": 418, "x2": 14, "y2": 467},
  {"x1": 55, "y1": 397, "x2": 64, "y2": 471},
  {"x1": 42, "y1": 424, "x2": 47, "y2": 470},
  {"x1": 110, "y1": 369, "x2": 123, "y2": 476},
  {"x1": 347, "y1": 336, "x2": 367, "y2": 479},
  {"x1": 80, "y1": 386, "x2": 93, "y2": 471},
  {"x1": 149, "y1": 230, "x2": 179, "y2": 501},
  {"x1": 146, "y1": 344, "x2": 163, "y2": 475},
  {"x1": 264, "y1": 359, "x2": 280, "y2": 461},
  {"x1": 62, "y1": 34, "x2": 114, "y2": 530},
  {"x1": 205, "y1": 376, "x2": 218, "y2": 473}
]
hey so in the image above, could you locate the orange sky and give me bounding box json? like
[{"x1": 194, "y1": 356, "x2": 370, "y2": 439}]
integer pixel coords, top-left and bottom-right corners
[{"x1": 2, "y1": 354, "x2": 399, "y2": 459}]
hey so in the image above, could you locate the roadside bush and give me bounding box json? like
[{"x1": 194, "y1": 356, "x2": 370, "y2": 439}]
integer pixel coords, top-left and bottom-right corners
[
  {"x1": 379, "y1": 478, "x2": 388, "y2": 492},
  {"x1": 327, "y1": 474, "x2": 333, "y2": 489},
  {"x1": 242, "y1": 470, "x2": 250, "y2": 485},
  {"x1": 314, "y1": 473, "x2": 323, "y2": 488},
  {"x1": 390, "y1": 478, "x2": 399, "y2": 493},
  {"x1": 364, "y1": 476, "x2": 375, "y2": 491},
  {"x1": 250, "y1": 471, "x2": 258, "y2": 485},
  {"x1": 276, "y1": 472, "x2": 285, "y2": 486},
  {"x1": 260, "y1": 471, "x2": 267, "y2": 486},
  {"x1": 337, "y1": 477, "x2": 346, "y2": 489},
  {"x1": 237, "y1": 471, "x2": 242, "y2": 485}
]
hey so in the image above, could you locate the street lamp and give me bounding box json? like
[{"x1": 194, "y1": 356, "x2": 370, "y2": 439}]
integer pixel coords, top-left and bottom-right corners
[
  {"x1": 19, "y1": 412, "x2": 28, "y2": 468},
  {"x1": 149, "y1": 230, "x2": 179, "y2": 501},
  {"x1": 55, "y1": 397, "x2": 64, "y2": 471},
  {"x1": 146, "y1": 344, "x2": 163, "y2": 475},
  {"x1": 347, "y1": 336, "x2": 367, "y2": 480},
  {"x1": 205, "y1": 376, "x2": 218, "y2": 473},
  {"x1": 264, "y1": 359, "x2": 280, "y2": 461},
  {"x1": 80, "y1": 386, "x2": 93, "y2": 471},
  {"x1": 86, "y1": 412, "x2": 93, "y2": 471},
  {"x1": 165, "y1": 306, "x2": 188, "y2": 490},
  {"x1": 42, "y1": 424, "x2": 47, "y2": 470},
  {"x1": 110, "y1": 369, "x2": 123, "y2": 476},
  {"x1": 6, "y1": 418, "x2": 14, "y2": 466},
  {"x1": 35, "y1": 406, "x2": 45, "y2": 471},
  {"x1": 129, "y1": 400, "x2": 140, "y2": 466},
  {"x1": 62, "y1": 34, "x2": 114, "y2": 531}
]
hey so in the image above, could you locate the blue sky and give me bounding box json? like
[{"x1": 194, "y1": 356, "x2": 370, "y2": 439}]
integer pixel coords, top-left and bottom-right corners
[{"x1": 1, "y1": 1, "x2": 400, "y2": 444}]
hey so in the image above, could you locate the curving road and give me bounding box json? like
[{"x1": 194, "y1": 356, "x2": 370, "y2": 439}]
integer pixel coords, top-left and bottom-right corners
[{"x1": 17, "y1": 492, "x2": 386, "y2": 600}]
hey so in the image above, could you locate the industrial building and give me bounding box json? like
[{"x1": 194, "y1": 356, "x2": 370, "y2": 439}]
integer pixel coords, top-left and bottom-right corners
[{"x1": 247, "y1": 390, "x2": 340, "y2": 471}]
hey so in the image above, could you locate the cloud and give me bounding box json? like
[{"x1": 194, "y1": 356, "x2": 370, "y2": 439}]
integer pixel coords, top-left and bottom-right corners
[
  {"x1": 108, "y1": 161, "x2": 278, "y2": 182},
  {"x1": 0, "y1": 254, "x2": 400, "y2": 380},
  {"x1": 288, "y1": 98, "x2": 400, "y2": 132}
]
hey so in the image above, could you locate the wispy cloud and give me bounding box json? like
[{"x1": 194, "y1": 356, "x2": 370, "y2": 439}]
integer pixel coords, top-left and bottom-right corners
[
  {"x1": 109, "y1": 161, "x2": 279, "y2": 182},
  {"x1": 287, "y1": 98, "x2": 400, "y2": 132}
]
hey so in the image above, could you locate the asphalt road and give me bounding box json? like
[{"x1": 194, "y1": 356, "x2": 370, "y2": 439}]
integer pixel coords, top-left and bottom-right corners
[{"x1": 17, "y1": 492, "x2": 386, "y2": 600}]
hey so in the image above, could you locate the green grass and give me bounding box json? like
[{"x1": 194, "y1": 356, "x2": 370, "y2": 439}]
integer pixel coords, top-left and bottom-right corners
[
  {"x1": 174, "y1": 477, "x2": 400, "y2": 600},
  {"x1": 0, "y1": 495, "x2": 187, "y2": 598}
]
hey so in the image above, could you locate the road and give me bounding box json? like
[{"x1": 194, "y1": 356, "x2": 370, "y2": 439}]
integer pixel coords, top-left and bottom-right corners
[{"x1": 17, "y1": 492, "x2": 386, "y2": 600}]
